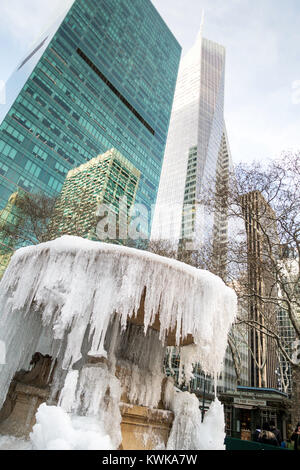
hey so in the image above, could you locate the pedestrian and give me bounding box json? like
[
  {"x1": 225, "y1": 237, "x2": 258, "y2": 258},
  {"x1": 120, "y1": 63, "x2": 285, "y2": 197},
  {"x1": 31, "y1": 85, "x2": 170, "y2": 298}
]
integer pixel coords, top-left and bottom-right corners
[
  {"x1": 269, "y1": 420, "x2": 282, "y2": 446},
  {"x1": 291, "y1": 422, "x2": 300, "y2": 450},
  {"x1": 253, "y1": 424, "x2": 261, "y2": 442},
  {"x1": 257, "y1": 422, "x2": 279, "y2": 447},
  {"x1": 286, "y1": 439, "x2": 294, "y2": 450}
]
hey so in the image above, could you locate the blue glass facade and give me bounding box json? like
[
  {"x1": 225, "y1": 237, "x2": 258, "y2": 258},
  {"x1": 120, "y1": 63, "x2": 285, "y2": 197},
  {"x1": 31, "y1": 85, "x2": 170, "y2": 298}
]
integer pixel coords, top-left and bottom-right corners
[{"x1": 0, "y1": 0, "x2": 181, "y2": 245}]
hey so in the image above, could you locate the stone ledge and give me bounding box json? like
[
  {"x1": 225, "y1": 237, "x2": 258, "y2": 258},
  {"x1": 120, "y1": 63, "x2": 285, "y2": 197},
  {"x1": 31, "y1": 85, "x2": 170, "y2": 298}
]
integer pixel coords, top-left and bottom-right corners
[
  {"x1": 120, "y1": 403, "x2": 173, "y2": 450},
  {"x1": 14, "y1": 383, "x2": 50, "y2": 400},
  {"x1": 120, "y1": 402, "x2": 173, "y2": 426}
]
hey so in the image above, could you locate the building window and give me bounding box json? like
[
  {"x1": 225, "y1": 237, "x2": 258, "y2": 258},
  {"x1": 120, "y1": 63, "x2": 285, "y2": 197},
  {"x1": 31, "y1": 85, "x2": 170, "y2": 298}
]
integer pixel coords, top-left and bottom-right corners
[{"x1": 76, "y1": 48, "x2": 155, "y2": 136}]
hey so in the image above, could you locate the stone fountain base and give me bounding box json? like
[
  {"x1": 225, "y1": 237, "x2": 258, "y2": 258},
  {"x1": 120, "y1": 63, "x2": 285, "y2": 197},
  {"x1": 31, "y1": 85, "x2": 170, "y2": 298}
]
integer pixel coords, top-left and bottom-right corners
[
  {"x1": 120, "y1": 403, "x2": 173, "y2": 450},
  {"x1": 0, "y1": 382, "x2": 48, "y2": 438},
  {"x1": 0, "y1": 354, "x2": 174, "y2": 450}
]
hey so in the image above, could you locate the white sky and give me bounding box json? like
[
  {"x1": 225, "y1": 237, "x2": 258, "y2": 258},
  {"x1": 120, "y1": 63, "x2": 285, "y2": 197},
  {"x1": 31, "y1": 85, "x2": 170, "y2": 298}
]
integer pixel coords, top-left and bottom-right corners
[{"x1": 0, "y1": 0, "x2": 300, "y2": 164}]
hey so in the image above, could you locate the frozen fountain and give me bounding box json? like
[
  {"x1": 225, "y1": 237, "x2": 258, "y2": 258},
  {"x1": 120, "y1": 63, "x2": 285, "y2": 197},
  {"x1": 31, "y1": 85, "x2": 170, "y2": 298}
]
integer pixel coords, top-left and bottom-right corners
[{"x1": 0, "y1": 236, "x2": 237, "y2": 450}]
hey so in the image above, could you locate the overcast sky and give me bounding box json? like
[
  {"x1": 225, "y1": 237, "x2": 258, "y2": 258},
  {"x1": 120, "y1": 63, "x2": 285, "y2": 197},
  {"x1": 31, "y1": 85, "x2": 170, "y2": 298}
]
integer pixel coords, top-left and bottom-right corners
[{"x1": 0, "y1": 0, "x2": 300, "y2": 164}]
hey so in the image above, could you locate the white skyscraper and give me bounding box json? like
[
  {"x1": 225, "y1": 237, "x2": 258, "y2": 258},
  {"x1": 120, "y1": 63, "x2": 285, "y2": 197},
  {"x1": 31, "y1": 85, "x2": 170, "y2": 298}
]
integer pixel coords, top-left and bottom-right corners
[
  {"x1": 151, "y1": 28, "x2": 232, "y2": 249},
  {"x1": 152, "y1": 28, "x2": 241, "y2": 405}
]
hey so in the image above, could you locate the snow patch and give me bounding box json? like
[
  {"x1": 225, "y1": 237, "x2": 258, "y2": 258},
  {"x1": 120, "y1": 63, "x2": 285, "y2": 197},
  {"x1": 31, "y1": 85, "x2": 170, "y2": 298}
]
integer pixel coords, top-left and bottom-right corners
[{"x1": 30, "y1": 403, "x2": 114, "y2": 450}]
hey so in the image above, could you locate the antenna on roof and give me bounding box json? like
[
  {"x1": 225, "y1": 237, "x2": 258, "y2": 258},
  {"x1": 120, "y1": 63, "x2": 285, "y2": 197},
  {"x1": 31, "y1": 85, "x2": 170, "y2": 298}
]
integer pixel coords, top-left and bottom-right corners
[{"x1": 195, "y1": 9, "x2": 205, "y2": 44}]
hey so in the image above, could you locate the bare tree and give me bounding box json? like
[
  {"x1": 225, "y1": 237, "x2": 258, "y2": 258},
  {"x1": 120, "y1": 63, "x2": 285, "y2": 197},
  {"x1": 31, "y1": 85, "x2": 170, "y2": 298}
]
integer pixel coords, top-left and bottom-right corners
[
  {"x1": 0, "y1": 187, "x2": 98, "y2": 252},
  {"x1": 201, "y1": 154, "x2": 300, "y2": 360},
  {"x1": 196, "y1": 152, "x2": 300, "y2": 424},
  {"x1": 0, "y1": 191, "x2": 57, "y2": 248},
  {"x1": 146, "y1": 154, "x2": 300, "y2": 410}
]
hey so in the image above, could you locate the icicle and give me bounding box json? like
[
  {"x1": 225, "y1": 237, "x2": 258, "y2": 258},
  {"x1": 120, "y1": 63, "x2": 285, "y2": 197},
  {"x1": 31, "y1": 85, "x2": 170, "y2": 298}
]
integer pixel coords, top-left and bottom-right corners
[
  {"x1": 0, "y1": 236, "x2": 237, "y2": 384},
  {"x1": 166, "y1": 391, "x2": 226, "y2": 450}
]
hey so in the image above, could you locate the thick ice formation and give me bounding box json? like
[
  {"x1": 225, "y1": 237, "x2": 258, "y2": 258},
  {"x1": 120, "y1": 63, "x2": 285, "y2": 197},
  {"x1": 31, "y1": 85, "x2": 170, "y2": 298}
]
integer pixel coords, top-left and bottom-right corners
[
  {"x1": 0, "y1": 435, "x2": 32, "y2": 450},
  {"x1": 110, "y1": 320, "x2": 166, "y2": 409},
  {"x1": 0, "y1": 235, "x2": 237, "y2": 450},
  {"x1": 167, "y1": 391, "x2": 226, "y2": 450},
  {"x1": 58, "y1": 362, "x2": 122, "y2": 448}
]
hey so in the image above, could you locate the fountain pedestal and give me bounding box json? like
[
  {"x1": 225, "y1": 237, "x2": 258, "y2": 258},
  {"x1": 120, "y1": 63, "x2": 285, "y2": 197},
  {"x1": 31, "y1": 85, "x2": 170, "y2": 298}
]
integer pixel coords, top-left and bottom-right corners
[
  {"x1": 120, "y1": 403, "x2": 173, "y2": 450},
  {"x1": 0, "y1": 353, "x2": 174, "y2": 449},
  {"x1": 0, "y1": 383, "x2": 48, "y2": 438}
]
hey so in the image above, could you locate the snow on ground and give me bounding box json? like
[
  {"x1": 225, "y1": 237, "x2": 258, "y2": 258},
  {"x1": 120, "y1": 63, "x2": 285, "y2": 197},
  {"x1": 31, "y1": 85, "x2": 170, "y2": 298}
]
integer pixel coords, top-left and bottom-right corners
[{"x1": 0, "y1": 435, "x2": 32, "y2": 450}]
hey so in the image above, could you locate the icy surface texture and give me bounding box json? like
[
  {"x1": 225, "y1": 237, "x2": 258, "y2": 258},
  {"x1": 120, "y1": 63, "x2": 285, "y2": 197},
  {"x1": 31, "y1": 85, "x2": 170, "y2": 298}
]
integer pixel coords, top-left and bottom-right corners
[
  {"x1": 0, "y1": 235, "x2": 236, "y2": 406},
  {"x1": 0, "y1": 235, "x2": 237, "y2": 450},
  {"x1": 59, "y1": 362, "x2": 122, "y2": 448},
  {"x1": 167, "y1": 391, "x2": 226, "y2": 450},
  {"x1": 0, "y1": 435, "x2": 32, "y2": 450},
  {"x1": 111, "y1": 322, "x2": 166, "y2": 408}
]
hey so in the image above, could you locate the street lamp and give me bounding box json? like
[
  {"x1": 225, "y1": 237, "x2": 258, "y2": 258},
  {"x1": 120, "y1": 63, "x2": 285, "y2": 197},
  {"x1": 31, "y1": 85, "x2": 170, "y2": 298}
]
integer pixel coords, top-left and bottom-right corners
[{"x1": 201, "y1": 376, "x2": 206, "y2": 423}]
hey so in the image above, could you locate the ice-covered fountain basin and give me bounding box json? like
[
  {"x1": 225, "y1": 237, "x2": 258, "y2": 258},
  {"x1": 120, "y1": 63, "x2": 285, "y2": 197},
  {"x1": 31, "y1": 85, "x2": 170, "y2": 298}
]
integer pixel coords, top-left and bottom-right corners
[
  {"x1": 0, "y1": 236, "x2": 237, "y2": 449},
  {"x1": 0, "y1": 236, "x2": 237, "y2": 374}
]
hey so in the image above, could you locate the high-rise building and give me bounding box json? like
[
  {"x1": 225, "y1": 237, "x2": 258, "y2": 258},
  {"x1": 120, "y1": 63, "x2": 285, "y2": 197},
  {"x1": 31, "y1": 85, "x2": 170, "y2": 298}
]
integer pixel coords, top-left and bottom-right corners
[
  {"x1": 49, "y1": 148, "x2": 140, "y2": 240},
  {"x1": 152, "y1": 26, "x2": 234, "y2": 423},
  {"x1": 151, "y1": 29, "x2": 231, "y2": 249},
  {"x1": 277, "y1": 247, "x2": 300, "y2": 396},
  {"x1": 0, "y1": 0, "x2": 181, "y2": 253},
  {"x1": 241, "y1": 190, "x2": 278, "y2": 389}
]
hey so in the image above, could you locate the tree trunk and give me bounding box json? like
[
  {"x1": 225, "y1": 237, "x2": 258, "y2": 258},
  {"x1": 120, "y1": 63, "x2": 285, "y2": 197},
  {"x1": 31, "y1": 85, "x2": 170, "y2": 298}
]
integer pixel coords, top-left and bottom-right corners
[{"x1": 290, "y1": 365, "x2": 300, "y2": 428}]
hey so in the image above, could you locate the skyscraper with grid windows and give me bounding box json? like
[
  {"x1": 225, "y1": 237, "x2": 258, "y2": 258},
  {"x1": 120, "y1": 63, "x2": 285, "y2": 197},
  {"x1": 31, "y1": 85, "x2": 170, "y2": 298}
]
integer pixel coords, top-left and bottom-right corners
[{"x1": 0, "y1": 0, "x2": 181, "y2": 259}]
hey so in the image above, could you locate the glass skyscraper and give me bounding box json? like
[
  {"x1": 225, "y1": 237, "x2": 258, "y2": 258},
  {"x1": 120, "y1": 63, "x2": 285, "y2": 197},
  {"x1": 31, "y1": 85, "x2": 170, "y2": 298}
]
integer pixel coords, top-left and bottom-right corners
[
  {"x1": 0, "y1": 0, "x2": 181, "y2": 253},
  {"x1": 151, "y1": 29, "x2": 231, "y2": 248},
  {"x1": 151, "y1": 27, "x2": 238, "y2": 412}
]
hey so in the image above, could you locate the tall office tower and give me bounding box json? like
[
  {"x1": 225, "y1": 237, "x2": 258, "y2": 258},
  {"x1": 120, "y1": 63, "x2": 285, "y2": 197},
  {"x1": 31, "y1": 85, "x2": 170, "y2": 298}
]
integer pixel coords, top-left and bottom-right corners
[
  {"x1": 241, "y1": 191, "x2": 278, "y2": 389},
  {"x1": 151, "y1": 28, "x2": 231, "y2": 250},
  {"x1": 49, "y1": 148, "x2": 140, "y2": 240},
  {"x1": 0, "y1": 0, "x2": 181, "y2": 256},
  {"x1": 152, "y1": 27, "x2": 233, "y2": 417}
]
